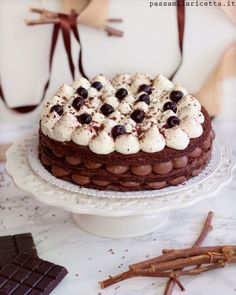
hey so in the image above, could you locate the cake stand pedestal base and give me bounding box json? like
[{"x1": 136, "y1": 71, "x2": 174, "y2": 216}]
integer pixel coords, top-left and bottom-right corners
[{"x1": 72, "y1": 213, "x2": 170, "y2": 238}]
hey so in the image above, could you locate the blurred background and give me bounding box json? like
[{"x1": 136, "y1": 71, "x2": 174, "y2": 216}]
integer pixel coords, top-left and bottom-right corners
[{"x1": 0, "y1": 0, "x2": 235, "y2": 158}]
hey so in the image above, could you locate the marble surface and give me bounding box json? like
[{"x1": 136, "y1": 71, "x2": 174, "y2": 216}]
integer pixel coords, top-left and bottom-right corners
[{"x1": 0, "y1": 119, "x2": 236, "y2": 295}]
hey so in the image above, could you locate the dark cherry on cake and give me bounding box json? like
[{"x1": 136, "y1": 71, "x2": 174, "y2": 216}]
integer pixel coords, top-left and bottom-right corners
[
  {"x1": 100, "y1": 103, "x2": 115, "y2": 116},
  {"x1": 138, "y1": 94, "x2": 150, "y2": 105},
  {"x1": 167, "y1": 116, "x2": 180, "y2": 127},
  {"x1": 138, "y1": 84, "x2": 152, "y2": 95},
  {"x1": 169, "y1": 90, "x2": 183, "y2": 103},
  {"x1": 39, "y1": 74, "x2": 215, "y2": 192},
  {"x1": 77, "y1": 113, "x2": 92, "y2": 124},
  {"x1": 91, "y1": 81, "x2": 103, "y2": 91},
  {"x1": 50, "y1": 105, "x2": 63, "y2": 116},
  {"x1": 131, "y1": 110, "x2": 145, "y2": 123},
  {"x1": 115, "y1": 88, "x2": 128, "y2": 100},
  {"x1": 163, "y1": 101, "x2": 177, "y2": 113},
  {"x1": 76, "y1": 86, "x2": 88, "y2": 99},
  {"x1": 72, "y1": 97, "x2": 85, "y2": 110},
  {"x1": 112, "y1": 125, "x2": 126, "y2": 138}
]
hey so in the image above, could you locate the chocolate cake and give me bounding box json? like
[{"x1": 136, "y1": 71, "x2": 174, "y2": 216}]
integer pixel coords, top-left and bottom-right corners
[{"x1": 39, "y1": 73, "x2": 215, "y2": 191}]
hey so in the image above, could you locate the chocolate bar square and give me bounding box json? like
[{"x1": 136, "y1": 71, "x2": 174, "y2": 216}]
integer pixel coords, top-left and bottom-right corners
[
  {"x1": 0, "y1": 233, "x2": 37, "y2": 269},
  {"x1": 0, "y1": 253, "x2": 68, "y2": 295}
]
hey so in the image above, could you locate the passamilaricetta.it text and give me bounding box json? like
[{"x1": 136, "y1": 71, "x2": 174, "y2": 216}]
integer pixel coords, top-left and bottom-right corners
[{"x1": 149, "y1": 1, "x2": 235, "y2": 7}]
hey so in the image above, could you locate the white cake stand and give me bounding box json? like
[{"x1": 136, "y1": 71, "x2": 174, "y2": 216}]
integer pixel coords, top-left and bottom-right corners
[{"x1": 5, "y1": 135, "x2": 235, "y2": 238}]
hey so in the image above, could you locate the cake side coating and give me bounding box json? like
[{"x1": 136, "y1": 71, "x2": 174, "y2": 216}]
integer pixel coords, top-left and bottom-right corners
[
  {"x1": 40, "y1": 107, "x2": 211, "y2": 164},
  {"x1": 39, "y1": 108, "x2": 215, "y2": 191}
]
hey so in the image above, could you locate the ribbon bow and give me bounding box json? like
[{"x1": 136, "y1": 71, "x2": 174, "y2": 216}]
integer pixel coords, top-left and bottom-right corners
[
  {"x1": 52, "y1": 10, "x2": 87, "y2": 80},
  {"x1": 0, "y1": 10, "x2": 86, "y2": 113},
  {"x1": 0, "y1": 5, "x2": 123, "y2": 114}
]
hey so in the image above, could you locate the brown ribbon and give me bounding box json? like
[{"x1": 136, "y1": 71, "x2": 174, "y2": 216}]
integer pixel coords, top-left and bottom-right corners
[
  {"x1": 69, "y1": 12, "x2": 88, "y2": 78},
  {"x1": 1, "y1": 4, "x2": 184, "y2": 113},
  {"x1": 0, "y1": 11, "x2": 86, "y2": 114},
  {"x1": 170, "y1": 0, "x2": 185, "y2": 80}
]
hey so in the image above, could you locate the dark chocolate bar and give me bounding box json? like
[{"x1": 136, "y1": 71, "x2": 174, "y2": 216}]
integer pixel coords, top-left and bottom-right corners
[
  {"x1": 0, "y1": 253, "x2": 68, "y2": 294},
  {"x1": 0, "y1": 233, "x2": 37, "y2": 269}
]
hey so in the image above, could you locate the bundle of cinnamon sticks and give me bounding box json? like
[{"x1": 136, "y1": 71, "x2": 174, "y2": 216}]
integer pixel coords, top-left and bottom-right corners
[{"x1": 100, "y1": 212, "x2": 236, "y2": 294}]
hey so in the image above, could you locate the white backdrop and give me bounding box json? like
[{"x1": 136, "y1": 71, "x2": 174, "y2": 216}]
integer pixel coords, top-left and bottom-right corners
[{"x1": 0, "y1": 0, "x2": 235, "y2": 134}]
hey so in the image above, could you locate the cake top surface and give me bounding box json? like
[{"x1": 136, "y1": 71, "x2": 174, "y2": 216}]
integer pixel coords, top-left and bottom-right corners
[{"x1": 40, "y1": 73, "x2": 205, "y2": 155}]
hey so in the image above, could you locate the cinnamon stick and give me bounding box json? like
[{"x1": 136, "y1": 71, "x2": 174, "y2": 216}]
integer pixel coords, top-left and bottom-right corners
[
  {"x1": 164, "y1": 211, "x2": 214, "y2": 295},
  {"x1": 130, "y1": 212, "x2": 214, "y2": 271},
  {"x1": 133, "y1": 262, "x2": 225, "y2": 278},
  {"x1": 100, "y1": 271, "x2": 134, "y2": 289},
  {"x1": 171, "y1": 276, "x2": 185, "y2": 292},
  {"x1": 151, "y1": 253, "x2": 236, "y2": 271},
  {"x1": 162, "y1": 245, "x2": 236, "y2": 257},
  {"x1": 132, "y1": 269, "x2": 170, "y2": 277},
  {"x1": 134, "y1": 263, "x2": 225, "y2": 278},
  {"x1": 99, "y1": 212, "x2": 236, "y2": 292},
  {"x1": 164, "y1": 279, "x2": 175, "y2": 295},
  {"x1": 129, "y1": 245, "x2": 236, "y2": 271},
  {"x1": 100, "y1": 269, "x2": 184, "y2": 290},
  {"x1": 100, "y1": 251, "x2": 236, "y2": 289},
  {"x1": 100, "y1": 262, "x2": 228, "y2": 289},
  {"x1": 193, "y1": 211, "x2": 214, "y2": 247},
  {"x1": 100, "y1": 269, "x2": 169, "y2": 290},
  {"x1": 175, "y1": 263, "x2": 225, "y2": 276}
]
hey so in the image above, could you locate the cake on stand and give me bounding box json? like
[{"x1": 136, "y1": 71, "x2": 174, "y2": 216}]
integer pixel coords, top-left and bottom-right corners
[{"x1": 5, "y1": 134, "x2": 234, "y2": 238}]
